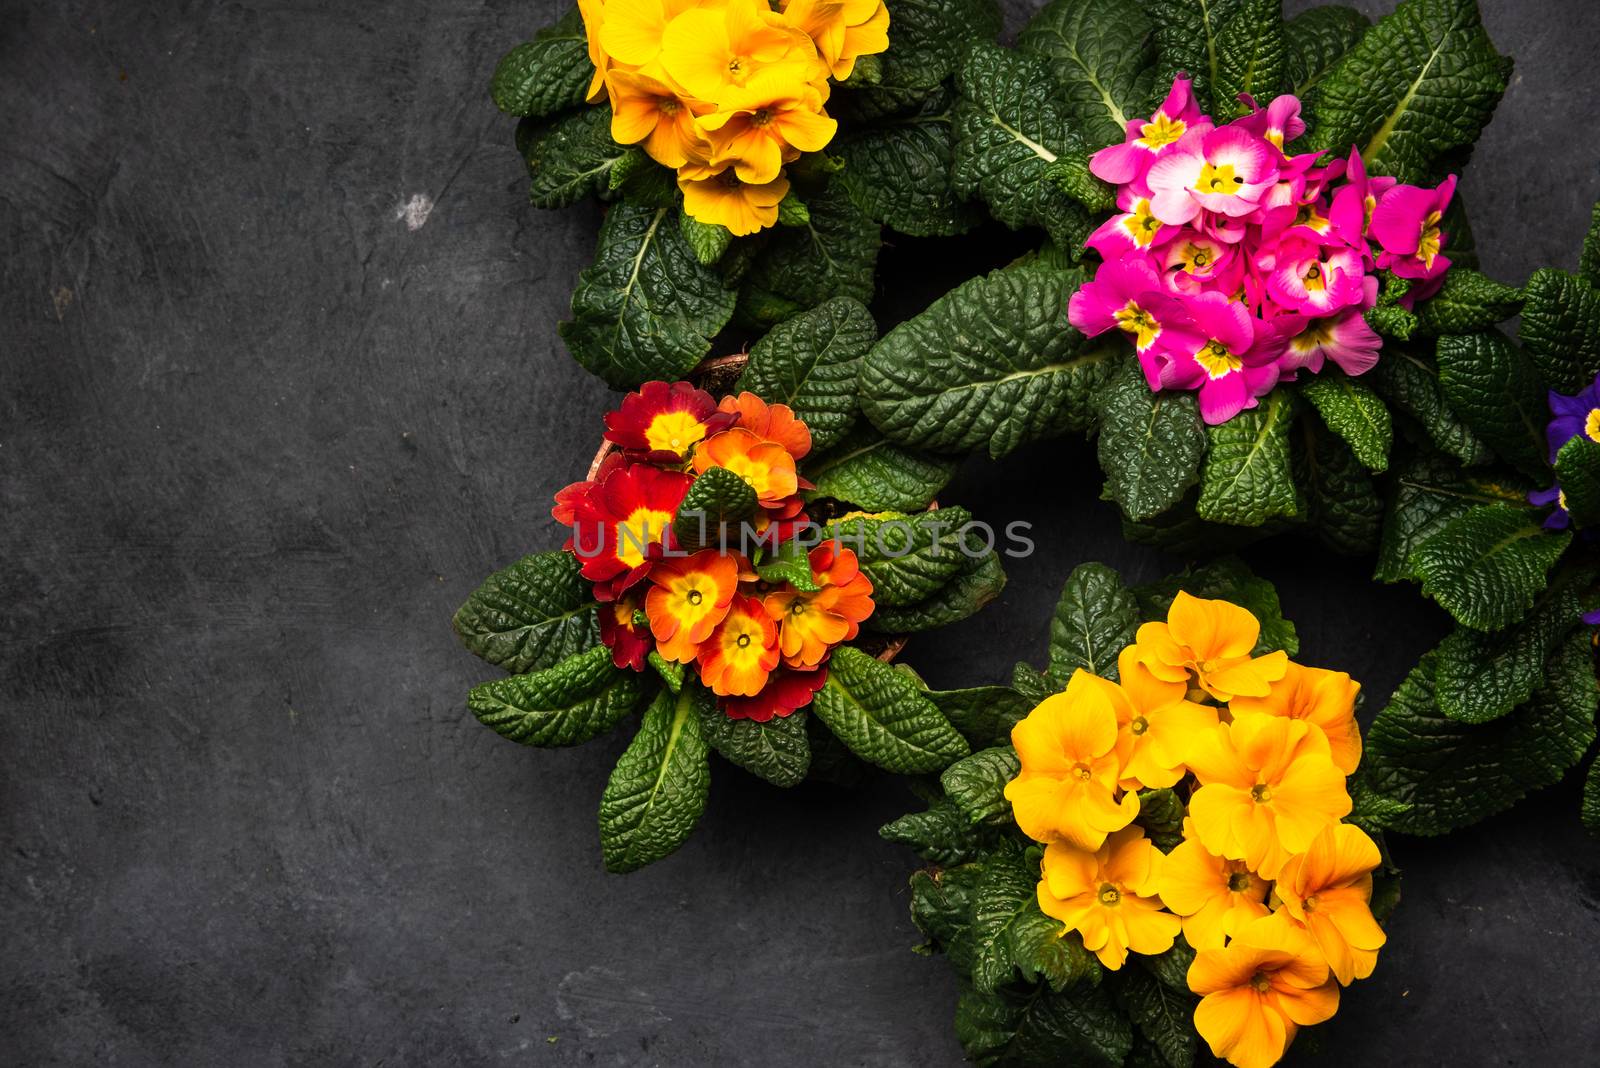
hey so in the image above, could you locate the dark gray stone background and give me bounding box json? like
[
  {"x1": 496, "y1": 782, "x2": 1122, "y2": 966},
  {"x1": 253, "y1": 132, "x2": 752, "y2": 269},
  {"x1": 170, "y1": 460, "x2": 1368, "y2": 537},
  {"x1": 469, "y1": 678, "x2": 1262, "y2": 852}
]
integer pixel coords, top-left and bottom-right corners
[{"x1": 4, "y1": 0, "x2": 1598, "y2": 1063}]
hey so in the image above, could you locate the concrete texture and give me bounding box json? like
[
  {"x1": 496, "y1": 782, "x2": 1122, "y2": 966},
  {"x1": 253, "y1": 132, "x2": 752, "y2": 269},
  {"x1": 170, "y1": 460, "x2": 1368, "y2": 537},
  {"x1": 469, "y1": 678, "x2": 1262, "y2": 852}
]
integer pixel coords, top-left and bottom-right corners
[{"x1": 2, "y1": 0, "x2": 1597, "y2": 1063}]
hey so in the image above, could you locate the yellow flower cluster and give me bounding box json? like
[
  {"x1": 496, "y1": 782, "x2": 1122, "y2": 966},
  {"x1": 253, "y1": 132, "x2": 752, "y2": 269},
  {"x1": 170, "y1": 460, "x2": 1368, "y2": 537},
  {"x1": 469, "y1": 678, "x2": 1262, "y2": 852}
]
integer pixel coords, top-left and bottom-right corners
[
  {"x1": 577, "y1": 0, "x2": 889, "y2": 235},
  {"x1": 1004, "y1": 591, "x2": 1385, "y2": 1068}
]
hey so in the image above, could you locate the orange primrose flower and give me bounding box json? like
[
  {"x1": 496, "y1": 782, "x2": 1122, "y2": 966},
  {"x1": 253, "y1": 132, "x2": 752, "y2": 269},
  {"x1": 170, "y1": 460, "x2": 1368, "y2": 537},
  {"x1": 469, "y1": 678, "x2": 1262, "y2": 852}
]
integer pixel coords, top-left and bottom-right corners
[
  {"x1": 598, "y1": 0, "x2": 702, "y2": 68},
  {"x1": 1003, "y1": 669, "x2": 1141, "y2": 851},
  {"x1": 644, "y1": 548, "x2": 740, "y2": 663},
  {"x1": 697, "y1": 69, "x2": 837, "y2": 185},
  {"x1": 679, "y1": 165, "x2": 789, "y2": 236},
  {"x1": 1185, "y1": 715, "x2": 1351, "y2": 880},
  {"x1": 1274, "y1": 822, "x2": 1387, "y2": 985},
  {"x1": 763, "y1": 543, "x2": 874, "y2": 668},
  {"x1": 1188, "y1": 913, "x2": 1339, "y2": 1068},
  {"x1": 1157, "y1": 819, "x2": 1271, "y2": 951},
  {"x1": 1230, "y1": 661, "x2": 1363, "y2": 775},
  {"x1": 693, "y1": 426, "x2": 800, "y2": 505},
  {"x1": 1107, "y1": 646, "x2": 1220, "y2": 790},
  {"x1": 718, "y1": 391, "x2": 812, "y2": 461},
  {"x1": 660, "y1": 0, "x2": 824, "y2": 105},
  {"x1": 1130, "y1": 591, "x2": 1289, "y2": 702},
  {"x1": 606, "y1": 68, "x2": 712, "y2": 169},
  {"x1": 698, "y1": 593, "x2": 780, "y2": 696},
  {"x1": 1036, "y1": 827, "x2": 1181, "y2": 970},
  {"x1": 780, "y1": 0, "x2": 889, "y2": 81},
  {"x1": 577, "y1": 0, "x2": 610, "y2": 103}
]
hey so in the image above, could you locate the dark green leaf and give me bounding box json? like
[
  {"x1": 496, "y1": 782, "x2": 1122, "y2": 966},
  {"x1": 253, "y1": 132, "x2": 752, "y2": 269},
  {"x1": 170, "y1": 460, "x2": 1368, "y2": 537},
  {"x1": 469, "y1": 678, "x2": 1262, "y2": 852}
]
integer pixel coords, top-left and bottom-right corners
[
  {"x1": 1518, "y1": 267, "x2": 1600, "y2": 394},
  {"x1": 1556, "y1": 436, "x2": 1600, "y2": 529},
  {"x1": 882, "y1": 801, "x2": 997, "y2": 865},
  {"x1": 835, "y1": 90, "x2": 985, "y2": 236},
  {"x1": 740, "y1": 296, "x2": 876, "y2": 451},
  {"x1": 826, "y1": 507, "x2": 975, "y2": 605},
  {"x1": 1134, "y1": 788, "x2": 1185, "y2": 852},
  {"x1": 1435, "y1": 331, "x2": 1549, "y2": 478},
  {"x1": 942, "y1": 746, "x2": 1022, "y2": 827},
  {"x1": 958, "y1": 982, "x2": 1132, "y2": 1068},
  {"x1": 1299, "y1": 425, "x2": 1382, "y2": 556},
  {"x1": 867, "y1": 551, "x2": 1008, "y2": 633},
  {"x1": 1017, "y1": 0, "x2": 1159, "y2": 150},
  {"x1": 491, "y1": 9, "x2": 592, "y2": 118},
  {"x1": 1302, "y1": 371, "x2": 1392, "y2": 473},
  {"x1": 866, "y1": 0, "x2": 1003, "y2": 93},
  {"x1": 679, "y1": 210, "x2": 732, "y2": 267},
  {"x1": 1096, "y1": 356, "x2": 1206, "y2": 520},
  {"x1": 453, "y1": 550, "x2": 598, "y2": 674},
  {"x1": 1285, "y1": 5, "x2": 1369, "y2": 97},
  {"x1": 910, "y1": 863, "x2": 984, "y2": 967},
  {"x1": 1049, "y1": 561, "x2": 1140, "y2": 684},
  {"x1": 810, "y1": 646, "x2": 970, "y2": 772},
  {"x1": 1373, "y1": 448, "x2": 1531, "y2": 583},
  {"x1": 673, "y1": 465, "x2": 758, "y2": 549},
  {"x1": 1434, "y1": 585, "x2": 1584, "y2": 723},
  {"x1": 754, "y1": 538, "x2": 821, "y2": 593},
  {"x1": 1117, "y1": 966, "x2": 1197, "y2": 1068},
  {"x1": 1013, "y1": 662, "x2": 1063, "y2": 703},
  {"x1": 648, "y1": 652, "x2": 685, "y2": 693},
  {"x1": 696, "y1": 703, "x2": 811, "y2": 787},
  {"x1": 804, "y1": 424, "x2": 958, "y2": 512},
  {"x1": 1410, "y1": 504, "x2": 1571, "y2": 631},
  {"x1": 929, "y1": 685, "x2": 1034, "y2": 749},
  {"x1": 1212, "y1": 0, "x2": 1287, "y2": 121},
  {"x1": 1415, "y1": 268, "x2": 1525, "y2": 336},
  {"x1": 598, "y1": 684, "x2": 712, "y2": 872},
  {"x1": 1368, "y1": 345, "x2": 1493, "y2": 466},
  {"x1": 1583, "y1": 754, "x2": 1600, "y2": 836},
  {"x1": 737, "y1": 179, "x2": 881, "y2": 329},
  {"x1": 1146, "y1": 0, "x2": 1245, "y2": 112},
  {"x1": 1197, "y1": 389, "x2": 1300, "y2": 526},
  {"x1": 1581, "y1": 200, "x2": 1600, "y2": 289},
  {"x1": 517, "y1": 105, "x2": 627, "y2": 209},
  {"x1": 468, "y1": 645, "x2": 644, "y2": 746},
  {"x1": 972, "y1": 847, "x2": 1098, "y2": 994}
]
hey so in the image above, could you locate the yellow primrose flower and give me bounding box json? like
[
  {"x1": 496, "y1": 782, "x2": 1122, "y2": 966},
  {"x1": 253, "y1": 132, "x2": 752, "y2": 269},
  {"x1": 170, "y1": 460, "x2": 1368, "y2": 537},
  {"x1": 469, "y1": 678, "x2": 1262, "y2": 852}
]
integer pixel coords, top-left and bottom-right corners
[
  {"x1": 1274, "y1": 823, "x2": 1386, "y2": 985},
  {"x1": 606, "y1": 68, "x2": 711, "y2": 169},
  {"x1": 779, "y1": 0, "x2": 890, "y2": 81},
  {"x1": 1107, "y1": 646, "x2": 1220, "y2": 790},
  {"x1": 660, "y1": 0, "x2": 825, "y2": 105},
  {"x1": 1036, "y1": 827, "x2": 1181, "y2": 970},
  {"x1": 697, "y1": 70, "x2": 837, "y2": 184},
  {"x1": 1230, "y1": 661, "x2": 1363, "y2": 775},
  {"x1": 678, "y1": 164, "x2": 789, "y2": 235},
  {"x1": 1157, "y1": 819, "x2": 1270, "y2": 951},
  {"x1": 598, "y1": 0, "x2": 701, "y2": 69},
  {"x1": 1130, "y1": 591, "x2": 1289, "y2": 702},
  {"x1": 1188, "y1": 912, "x2": 1339, "y2": 1068},
  {"x1": 1003, "y1": 669, "x2": 1140, "y2": 851},
  {"x1": 578, "y1": 0, "x2": 611, "y2": 103},
  {"x1": 1185, "y1": 715, "x2": 1351, "y2": 880}
]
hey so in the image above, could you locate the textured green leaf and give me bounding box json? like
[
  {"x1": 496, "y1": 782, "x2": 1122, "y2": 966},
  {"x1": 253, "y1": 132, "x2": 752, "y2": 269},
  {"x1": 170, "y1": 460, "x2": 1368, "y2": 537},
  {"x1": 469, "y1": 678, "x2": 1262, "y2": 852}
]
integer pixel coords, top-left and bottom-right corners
[
  {"x1": 1197, "y1": 389, "x2": 1300, "y2": 526},
  {"x1": 1049, "y1": 561, "x2": 1140, "y2": 684},
  {"x1": 957, "y1": 982, "x2": 1131, "y2": 1068},
  {"x1": 1117, "y1": 966, "x2": 1197, "y2": 1068},
  {"x1": 1211, "y1": 0, "x2": 1287, "y2": 121},
  {"x1": 1147, "y1": 0, "x2": 1244, "y2": 111},
  {"x1": 867, "y1": 551, "x2": 1008, "y2": 633},
  {"x1": 737, "y1": 179, "x2": 881, "y2": 329},
  {"x1": 1017, "y1": 0, "x2": 1158, "y2": 150},
  {"x1": 516, "y1": 105, "x2": 627, "y2": 209},
  {"x1": 648, "y1": 651, "x2": 685, "y2": 692},
  {"x1": 1583, "y1": 755, "x2": 1600, "y2": 836},
  {"x1": 1518, "y1": 267, "x2": 1600, "y2": 395},
  {"x1": 1096, "y1": 356, "x2": 1206, "y2": 520},
  {"x1": 754, "y1": 538, "x2": 820, "y2": 593},
  {"x1": 1120, "y1": 489, "x2": 1285, "y2": 556},
  {"x1": 929, "y1": 686, "x2": 1034, "y2": 750},
  {"x1": 1368, "y1": 345, "x2": 1493, "y2": 466},
  {"x1": 562, "y1": 202, "x2": 737, "y2": 388},
  {"x1": 804, "y1": 425, "x2": 957, "y2": 512},
  {"x1": 467, "y1": 645, "x2": 644, "y2": 747},
  {"x1": 882, "y1": 800, "x2": 998, "y2": 865},
  {"x1": 1581, "y1": 200, "x2": 1600, "y2": 289},
  {"x1": 673, "y1": 465, "x2": 758, "y2": 548},
  {"x1": 909, "y1": 863, "x2": 984, "y2": 968},
  {"x1": 1374, "y1": 449, "x2": 1532, "y2": 583},
  {"x1": 952, "y1": 43, "x2": 1099, "y2": 248},
  {"x1": 972, "y1": 847, "x2": 1098, "y2": 995},
  {"x1": 1415, "y1": 268, "x2": 1525, "y2": 336},
  {"x1": 826, "y1": 507, "x2": 977, "y2": 605},
  {"x1": 1411, "y1": 504, "x2": 1571, "y2": 631},
  {"x1": 696, "y1": 703, "x2": 811, "y2": 787},
  {"x1": 598, "y1": 685, "x2": 711, "y2": 872},
  {"x1": 1136, "y1": 557, "x2": 1299, "y2": 656},
  {"x1": 942, "y1": 746, "x2": 1022, "y2": 827},
  {"x1": 862, "y1": 264, "x2": 1119, "y2": 458},
  {"x1": 811, "y1": 646, "x2": 970, "y2": 772},
  {"x1": 604, "y1": 146, "x2": 677, "y2": 207},
  {"x1": 1366, "y1": 639, "x2": 1598, "y2": 835},
  {"x1": 679, "y1": 210, "x2": 732, "y2": 267},
  {"x1": 453, "y1": 550, "x2": 599, "y2": 674},
  {"x1": 1434, "y1": 584, "x2": 1585, "y2": 723},
  {"x1": 1435, "y1": 331, "x2": 1548, "y2": 478},
  {"x1": 739, "y1": 297, "x2": 875, "y2": 452},
  {"x1": 1285, "y1": 5, "x2": 1369, "y2": 96},
  {"x1": 1307, "y1": 0, "x2": 1510, "y2": 183},
  {"x1": 491, "y1": 9, "x2": 592, "y2": 118},
  {"x1": 1556, "y1": 436, "x2": 1600, "y2": 529},
  {"x1": 1302, "y1": 371, "x2": 1392, "y2": 473},
  {"x1": 1134, "y1": 788, "x2": 1185, "y2": 851},
  {"x1": 835, "y1": 90, "x2": 985, "y2": 237},
  {"x1": 867, "y1": 0, "x2": 1003, "y2": 92},
  {"x1": 1300, "y1": 425, "x2": 1382, "y2": 556}
]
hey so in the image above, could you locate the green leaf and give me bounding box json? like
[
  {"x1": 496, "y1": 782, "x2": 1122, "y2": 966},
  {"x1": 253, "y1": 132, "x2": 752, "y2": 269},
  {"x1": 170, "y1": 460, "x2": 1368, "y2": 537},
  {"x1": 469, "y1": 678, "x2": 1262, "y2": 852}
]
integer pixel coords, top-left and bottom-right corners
[
  {"x1": 467, "y1": 645, "x2": 644, "y2": 746},
  {"x1": 1117, "y1": 966, "x2": 1197, "y2": 1068},
  {"x1": 1016, "y1": 0, "x2": 1159, "y2": 150},
  {"x1": 1374, "y1": 449, "x2": 1533, "y2": 583},
  {"x1": 1049, "y1": 561, "x2": 1140, "y2": 684},
  {"x1": 516, "y1": 105, "x2": 627, "y2": 209},
  {"x1": 1197, "y1": 389, "x2": 1300, "y2": 526},
  {"x1": 673, "y1": 465, "x2": 758, "y2": 549},
  {"x1": 865, "y1": 0, "x2": 1002, "y2": 93},
  {"x1": 1307, "y1": 0, "x2": 1510, "y2": 183},
  {"x1": 1581, "y1": 200, "x2": 1600, "y2": 289},
  {"x1": 972, "y1": 847, "x2": 1098, "y2": 994},
  {"x1": 942, "y1": 746, "x2": 1021, "y2": 827},
  {"x1": 882, "y1": 801, "x2": 998, "y2": 865},
  {"x1": 696, "y1": 704, "x2": 811, "y2": 787},
  {"x1": 491, "y1": 10, "x2": 592, "y2": 118},
  {"x1": 739, "y1": 296, "x2": 876, "y2": 451},
  {"x1": 1434, "y1": 584, "x2": 1585, "y2": 723},
  {"x1": 1211, "y1": 0, "x2": 1287, "y2": 121},
  {"x1": 604, "y1": 147, "x2": 677, "y2": 207},
  {"x1": 737, "y1": 179, "x2": 881, "y2": 329},
  {"x1": 1556, "y1": 436, "x2": 1600, "y2": 529},
  {"x1": 1415, "y1": 268, "x2": 1525, "y2": 336},
  {"x1": 1365, "y1": 638, "x2": 1598, "y2": 835},
  {"x1": 867, "y1": 550, "x2": 1007, "y2": 633},
  {"x1": 453, "y1": 550, "x2": 599, "y2": 674},
  {"x1": 1299, "y1": 425, "x2": 1382, "y2": 556},
  {"x1": 810, "y1": 646, "x2": 970, "y2": 773},
  {"x1": 776, "y1": 190, "x2": 811, "y2": 227},
  {"x1": 1410, "y1": 504, "x2": 1572, "y2": 631},
  {"x1": 1348, "y1": 777, "x2": 1413, "y2": 834},
  {"x1": 678, "y1": 210, "x2": 732, "y2": 267},
  {"x1": 754, "y1": 538, "x2": 821, "y2": 593},
  {"x1": 861, "y1": 264, "x2": 1119, "y2": 458},
  {"x1": 1285, "y1": 5, "x2": 1370, "y2": 96},
  {"x1": 1435, "y1": 331, "x2": 1549, "y2": 478},
  {"x1": 598, "y1": 684, "x2": 712, "y2": 872},
  {"x1": 1013, "y1": 662, "x2": 1063, "y2": 703},
  {"x1": 1302, "y1": 372, "x2": 1392, "y2": 473},
  {"x1": 929, "y1": 686, "x2": 1034, "y2": 750},
  {"x1": 1133, "y1": 788, "x2": 1186, "y2": 852},
  {"x1": 826, "y1": 507, "x2": 975, "y2": 605},
  {"x1": 803, "y1": 425, "x2": 958, "y2": 511},
  {"x1": 909, "y1": 863, "x2": 984, "y2": 967},
  {"x1": 1096, "y1": 356, "x2": 1206, "y2": 520},
  {"x1": 648, "y1": 652, "x2": 685, "y2": 693},
  {"x1": 1583, "y1": 754, "x2": 1600, "y2": 836},
  {"x1": 1147, "y1": 0, "x2": 1244, "y2": 111},
  {"x1": 952, "y1": 43, "x2": 1099, "y2": 248},
  {"x1": 1135, "y1": 557, "x2": 1299, "y2": 656},
  {"x1": 835, "y1": 90, "x2": 986, "y2": 237},
  {"x1": 561, "y1": 202, "x2": 737, "y2": 388},
  {"x1": 957, "y1": 983, "x2": 1132, "y2": 1068},
  {"x1": 1518, "y1": 267, "x2": 1600, "y2": 395},
  {"x1": 1368, "y1": 345, "x2": 1493, "y2": 467}
]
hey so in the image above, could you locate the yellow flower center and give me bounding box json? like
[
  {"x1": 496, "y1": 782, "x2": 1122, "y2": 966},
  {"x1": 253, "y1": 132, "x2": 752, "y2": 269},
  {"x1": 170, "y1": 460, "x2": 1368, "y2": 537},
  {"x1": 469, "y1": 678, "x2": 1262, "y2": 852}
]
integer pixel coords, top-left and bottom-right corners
[
  {"x1": 1249, "y1": 971, "x2": 1273, "y2": 994},
  {"x1": 1250, "y1": 782, "x2": 1273, "y2": 803},
  {"x1": 660, "y1": 97, "x2": 682, "y2": 116},
  {"x1": 1071, "y1": 762, "x2": 1093, "y2": 782},
  {"x1": 1129, "y1": 715, "x2": 1149, "y2": 736},
  {"x1": 1114, "y1": 300, "x2": 1161, "y2": 350},
  {"x1": 1303, "y1": 894, "x2": 1320, "y2": 912},
  {"x1": 1137, "y1": 113, "x2": 1186, "y2": 150},
  {"x1": 687, "y1": 589, "x2": 703, "y2": 605},
  {"x1": 1120, "y1": 199, "x2": 1165, "y2": 248},
  {"x1": 1265, "y1": 128, "x2": 1284, "y2": 150},
  {"x1": 1289, "y1": 319, "x2": 1335, "y2": 355},
  {"x1": 1097, "y1": 883, "x2": 1122, "y2": 907},
  {"x1": 1418, "y1": 210, "x2": 1443, "y2": 269},
  {"x1": 727, "y1": 55, "x2": 750, "y2": 85},
  {"x1": 616, "y1": 507, "x2": 673, "y2": 568},
  {"x1": 1196, "y1": 161, "x2": 1243, "y2": 194},
  {"x1": 1303, "y1": 262, "x2": 1326, "y2": 292},
  {"x1": 1194, "y1": 341, "x2": 1242, "y2": 380},
  {"x1": 788, "y1": 598, "x2": 807, "y2": 616},
  {"x1": 1586, "y1": 408, "x2": 1600, "y2": 442},
  {"x1": 736, "y1": 633, "x2": 751, "y2": 648},
  {"x1": 751, "y1": 108, "x2": 774, "y2": 127},
  {"x1": 644, "y1": 410, "x2": 706, "y2": 454},
  {"x1": 1175, "y1": 242, "x2": 1214, "y2": 273}
]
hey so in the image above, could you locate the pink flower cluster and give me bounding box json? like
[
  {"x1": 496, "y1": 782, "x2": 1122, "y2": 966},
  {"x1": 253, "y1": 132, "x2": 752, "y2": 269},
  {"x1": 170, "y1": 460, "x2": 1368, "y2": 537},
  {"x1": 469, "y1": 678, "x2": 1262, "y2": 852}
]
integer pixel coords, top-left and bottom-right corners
[{"x1": 1068, "y1": 77, "x2": 1456, "y2": 424}]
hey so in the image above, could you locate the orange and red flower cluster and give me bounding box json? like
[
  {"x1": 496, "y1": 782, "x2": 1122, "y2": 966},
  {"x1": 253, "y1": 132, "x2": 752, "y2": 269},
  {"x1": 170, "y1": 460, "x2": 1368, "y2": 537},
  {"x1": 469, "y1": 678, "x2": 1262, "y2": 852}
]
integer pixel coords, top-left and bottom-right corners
[
  {"x1": 554, "y1": 380, "x2": 874, "y2": 720},
  {"x1": 1004, "y1": 592, "x2": 1383, "y2": 1068}
]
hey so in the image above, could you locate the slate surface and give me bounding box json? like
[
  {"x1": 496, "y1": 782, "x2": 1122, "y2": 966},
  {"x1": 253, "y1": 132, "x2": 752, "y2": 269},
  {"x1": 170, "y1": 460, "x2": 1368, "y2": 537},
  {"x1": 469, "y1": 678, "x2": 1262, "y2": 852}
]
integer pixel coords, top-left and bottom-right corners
[{"x1": 3, "y1": 0, "x2": 1598, "y2": 1064}]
